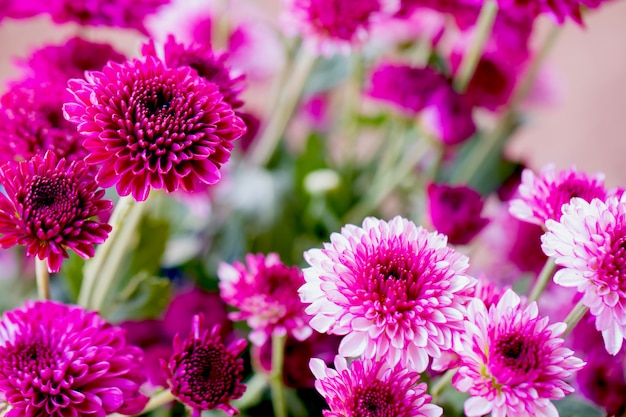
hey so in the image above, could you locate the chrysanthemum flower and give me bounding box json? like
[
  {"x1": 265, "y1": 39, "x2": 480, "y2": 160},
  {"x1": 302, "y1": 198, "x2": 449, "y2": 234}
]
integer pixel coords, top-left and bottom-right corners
[
  {"x1": 300, "y1": 216, "x2": 475, "y2": 372},
  {"x1": 420, "y1": 86, "x2": 476, "y2": 146},
  {"x1": 0, "y1": 79, "x2": 87, "y2": 165},
  {"x1": 143, "y1": 36, "x2": 245, "y2": 111},
  {"x1": 46, "y1": 0, "x2": 169, "y2": 34},
  {"x1": 0, "y1": 300, "x2": 148, "y2": 417},
  {"x1": 542, "y1": 195, "x2": 626, "y2": 355},
  {"x1": 165, "y1": 314, "x2": 247, "y2": 417},
  {"x1": 218, "y1": 253, "x2": 312, "y2": 346},
  {"x1": 284, "y1": 0, "x2": 400, "y2": 54},
  {"x1": 0, "y1": 151, "x2": 112, "y2": 272},
  {"x1": 509, "y1": 164, "x2": 608, "y2": 226},
  {"x1": 452, "y1": 289, "x2": 584, "y2": 417},
  {"x1": 310, "y1": 355, "x2": 442, "y2": 417},
  {"x1": 63, "y1": 55, "x2": 246, "y2": 201},
  {"x1": 426, "y1": 182, "x2": 489, "y2": 245}
]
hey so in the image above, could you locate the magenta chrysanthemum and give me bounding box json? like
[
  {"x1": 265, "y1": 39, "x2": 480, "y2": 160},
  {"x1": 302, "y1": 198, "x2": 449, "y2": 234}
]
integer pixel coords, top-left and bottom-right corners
[
  {"x1": 285, "y1": 0, "x2": 399, "y2": 53},
  {"x1": 452, "y1": 289, "x2": 584, "y2": 417},
  {"x1": 0, "y1": 300, "x2": 148, "y2": 417},
  {"x1": 542, "y1": 195, "x2": 626, "y2": 355},
  {"x1": 0, "y1": 151, "x2": 112, "y2": 272},
  {"x1": 218, "y1": 252, "x2": 312, "y2": 346},
  {"x1": 509, "y1": 164, "x2": 608, "y2": 226},
  {"x1": 63, "y1": 55, "x2": 246, "y2": 201},
  {"x1": 310, "y1": 356, "x2": 442, "y2": 417},
  {"x1": 300, "y1": 216, "x2": 476, "y2": 372},
  {"x1": 165, "y1": 314, "x2": 247, "y2": 417}
]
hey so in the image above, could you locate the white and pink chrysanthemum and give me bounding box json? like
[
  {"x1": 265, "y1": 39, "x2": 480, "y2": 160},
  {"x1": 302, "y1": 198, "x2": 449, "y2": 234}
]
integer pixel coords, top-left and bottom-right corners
[
  {"x1": 300, "y1": 216, "x2": 476, "y2": 372},
  {"x1": 310, "y1": 356, "x2": 442, "y2": 417},
  {"x1": 453, "y1": 289, "x2": 584, "y2": 417},
  {"x1": 542, "y1": 195, "x2": 626, "y2": 355},
  {"x1": 218, "y1": 253, "x2": 313, "y2": 346},
  {"x1": 509, "y1": 164, "x2": 608, "y2": 226}
]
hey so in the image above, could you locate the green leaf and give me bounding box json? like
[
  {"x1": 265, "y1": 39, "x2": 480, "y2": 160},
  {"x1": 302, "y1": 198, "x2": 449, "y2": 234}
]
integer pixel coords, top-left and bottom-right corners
[
  {"x1": 128, "y1": 214, "x2": 170, "y2": 277},
  {"x1": 553, "y1": 396, "x2": 604, "y2": 417},
  {"x1": 106, "y1": 272, "x2": 171, "y2": 322},
  {"x1": 60, "y1": 251, "x2": 85, "y2": 303}
]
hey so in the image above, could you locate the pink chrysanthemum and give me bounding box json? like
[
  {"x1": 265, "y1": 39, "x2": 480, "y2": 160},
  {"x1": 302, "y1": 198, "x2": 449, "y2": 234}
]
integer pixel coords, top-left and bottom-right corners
[
  {"x1": 19, "y1": 36, "x2": 126, "y2": 84},
  {"x1": 542, "y1": 195, "x2": 626, "y2": 355},
  {"x1": 300, "y1": 216, "x2": 476, "y2": 372},
  {"x1": 46, "y1": 0, "x2": 169, "y2": 34},
  {"x1": 0, "y1": 151, "x2": 112, "y2": 272},
  {"x1": 218, "y1": 253, "x2": 313, "y2": 346},
  {"x1": 0, "y1": 300, "x2": 148, "y2": 417},
  {"x1": 420, "y1": 86, "x2": 476, "y2": 146},
  {"x1": 63, "y1": 55, "x2": 246, "y2": 202},
  {"x1": 453, "y1": 289, "x2": 584, "y2": 417},
  {"x1": 143, "y1": 36, "x2": 245, "y2": 111},
  {"x1": 284, "y1": 0, "x2": 400, "y2": 54},
  {"x1": 165, "y1": 314, "x2": 247, "y2": 417},
  {"x1": 0, "y1": 79, "x2": 87, "y2": 165},
  {"x1": 310, "y1": 355, "x2": 442, "y2": 417},
  {"x1": 509, "y1": 164, "x2": 608, "y2": 226}
]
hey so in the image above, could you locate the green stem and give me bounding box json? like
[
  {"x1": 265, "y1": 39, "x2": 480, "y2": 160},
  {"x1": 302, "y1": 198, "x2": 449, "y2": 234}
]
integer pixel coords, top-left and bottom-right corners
[
  {"x1": 231, "y1": 372, "x2": 269, "y2": 411},
  {"x1": 563, "y1": 299, "x2": 589, "y2": 338},
  {"x1": 454, "y1": 0, "x2": 498, "y2": 93},
  {"x1": 35, "y1": 258, "x2": 50, "y2": 301},
  {"x1": 528, "y1": 257, "x2": 557, "y2": 302},
  {"x1": 431, "y1": 368, "x2": 457, "y2": 401},
  {"x1": 248, "y1": 47, "x2": 316, "y2": 166},
  {"x1": 269, "y1": 332, "x2": 288, "y2": 417},
  {"x1": 111, "y1": 389, "x2": 176, "y2": 417}
]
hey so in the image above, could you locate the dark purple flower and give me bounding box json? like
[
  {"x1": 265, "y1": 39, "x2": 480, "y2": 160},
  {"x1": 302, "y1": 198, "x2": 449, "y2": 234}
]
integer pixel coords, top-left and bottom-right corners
[
  {"x1": 368, "y1": 62, "x2": 448, "y2": 115},
  {"x1": 0, "y1": 300, "x2": 149, "y2": 417},
  {"x1": 427, "y1": 183, "x2": 489, "y2": 245},
  {"x1": 143, "y1": 36, "x2": 245, "y2": 111},
  {"x1": 19, "y1": 36, "x2": 126, "y2": 84},
  {"x1": 46, "y1": 0, "x2": 169, "y2": 34},
  {"x1": 0, "y1": 79, "x2": 87, "y2": 165},
  {"x1": 0, "y1": 151, "x2": 112, "y2": 272},
  {"x1": 421, "y1": 86, "x2": 476, "y2": 146},
  {"x1": 63, "y1": 55, "x2": 246, "y2": 201},
  {"x1": 165, "y1": 314, "x2": 247, "y2": 417}
]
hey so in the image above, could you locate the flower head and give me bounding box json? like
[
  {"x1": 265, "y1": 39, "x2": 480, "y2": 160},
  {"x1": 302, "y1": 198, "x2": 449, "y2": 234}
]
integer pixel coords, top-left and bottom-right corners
[
  {"x1": 300, "y1": 216, "x2": 476, "y2": 372},
  {"x1": 0, "y1": 151, "x2": 112, "y2": 272},
  {"x1": 310, "y1": 356, "x2": 442, "y2": 417},
  {"x1": 218, "y1": 253, "x2": 312, "y2": 346},
  {"x1": 427, "y1": 182, "x2": 489, "y2": 245},
  {"x1": 0, "y1": 300, "x2": 148, "y2": 416},
  {"x1": 542, "y1": 195, "x2": 626, "y2": 355},
  {"x1": 420, "y1": 86, "x2": 476, "y2": 146},
  {"x1": 453, "y1": 290, "x2": 584, "y2": 417},
  {"x1": 509, "y1": 164, "x2": 608, "y2": 226},
  {"x1": 63, "y1": 55, "x2": 246, "y2": 201},
  {"x1": 165, "y1": 314, "x2": 247, "y2": 416}
]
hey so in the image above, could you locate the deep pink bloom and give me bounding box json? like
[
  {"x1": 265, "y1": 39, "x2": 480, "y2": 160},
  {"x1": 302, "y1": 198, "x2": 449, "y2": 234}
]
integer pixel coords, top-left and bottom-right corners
[
  {"x1": 576, "y1": 346, "x2": 626, "y2": 416},
  {"x1": 496, "y1": 0, "x2": 606, "y2": 25},
  {"x1": 301, "y1": 216, "x2": 476, "y2": 372},
  {"x1": 63, "y1": 55, "x2": 246, "y2": 201},
  {"x1": 542, "y1": 195, "x2": 626, "y2": 355},
  {"x1": 0, "y1": 151, "x2": 112, "y2": 272},
  {"x1": 398, "y1": 0, "x2": 481, "y2": 29},
  {"x1": 0, "y1": 301, "x2": 148, "y2": 417},
  {"x1": 421, "y1": 86, "x2": 476, "y2": 146},
  {"x1": 285, "y1": 0, "x2": 399, "y2": 53},
  {"x1": 142, "y1": 36, "x2": 245, "y2": 111},
  {"x1": 368, "y1": 62, "x2": 448, "y2": 116},
  {"x1": 46, "y1": 0, "x2": 169, "y2": 34},
  {"x1": 453, "y1": 290, "x2": 584, "y2": 417},
  {"x1": 310, "y1": 356, "x2": 442, "y2": 417},
  {"x1": 0, "y1": 79, "x2": 87, "y2": 165},
  {"x1": 165, "y1": 314, "x2": 247, "y2": 417},
  {"x1": 427, "y1": 182, "x2": 489, "y2": 245},
  {"x1": 218, "y1": 253, "x2": 312, "y2": 346},
  {"x1": 509, "y1": 164, "x2": 609, "y2": 226},
  {"x1": 18, "y1": 36, "x2": 126, "y2": 84}
]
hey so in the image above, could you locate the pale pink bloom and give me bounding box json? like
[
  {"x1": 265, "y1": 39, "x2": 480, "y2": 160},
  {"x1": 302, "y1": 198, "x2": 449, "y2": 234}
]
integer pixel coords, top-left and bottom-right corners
[
  {"x1": 453, "y1": 289, "x2": 584, "y2": 417},
  {"x1": 310, "y1": 355, "x2": 442, "y2": 417},
  {"x1": 300, "y1": 216, "x2": 475, "y2": 372},
  {"x1": 509, "y1": 164, "x2": 608, "y2": 226},
  {"x1": 542, "y1": 195, "x2": 626, "y2": 355}
]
